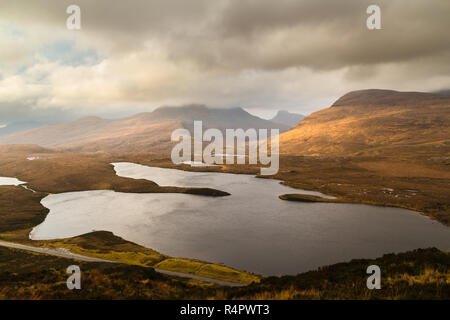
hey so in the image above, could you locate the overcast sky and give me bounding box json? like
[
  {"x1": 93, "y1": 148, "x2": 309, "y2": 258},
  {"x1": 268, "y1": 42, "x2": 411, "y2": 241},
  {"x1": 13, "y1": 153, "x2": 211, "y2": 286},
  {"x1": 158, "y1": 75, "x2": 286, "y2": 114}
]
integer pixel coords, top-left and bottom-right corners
[{"x1": 0, "y1": 0, "x2": 449, "y2": 122}]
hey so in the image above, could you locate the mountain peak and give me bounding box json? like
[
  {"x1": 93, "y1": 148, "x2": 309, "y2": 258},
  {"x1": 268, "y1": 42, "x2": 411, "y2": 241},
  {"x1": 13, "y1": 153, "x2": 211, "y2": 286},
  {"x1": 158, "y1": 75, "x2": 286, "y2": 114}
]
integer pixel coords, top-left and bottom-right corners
[
  {"x1": 270, "y1": 110, "x2": 305, "y2": 128},
  {"x1": 281, "y1": 89, "x2": 450, "y2": 156},
  {"x1": 274, "y1": 110, "x2": 299, "y2": 118}
]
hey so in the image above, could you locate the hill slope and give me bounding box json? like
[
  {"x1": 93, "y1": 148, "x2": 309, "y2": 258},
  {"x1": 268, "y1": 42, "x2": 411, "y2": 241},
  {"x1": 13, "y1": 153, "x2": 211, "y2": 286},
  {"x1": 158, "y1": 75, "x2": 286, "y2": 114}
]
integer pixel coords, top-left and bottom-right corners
[
  {"x1": 0, "y1": 105, "x2": 287, "y2": 153},
  {"x1": 280, "y1": 89, "x2": 450, "y2": 156}
]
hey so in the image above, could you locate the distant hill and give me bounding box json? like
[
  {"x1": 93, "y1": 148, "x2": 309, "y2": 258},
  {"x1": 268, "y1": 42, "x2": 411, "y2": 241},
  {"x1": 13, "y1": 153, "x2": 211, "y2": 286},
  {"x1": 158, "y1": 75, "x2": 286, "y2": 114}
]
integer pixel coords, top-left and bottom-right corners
[
  {"x1": 280, "y1": 89, "x2": 450, "y2": 156},
  {"x1": 0, "y1": 105, "x2": 288, "y2": 153},
  {"x1": 138, "y1": 104, "x2": 289, "y2": 133},
  {"x1": 434, "y1": 89, "x2": 450, "y2": 96},
  {"x1": 270, "y1": 110, "x2": 305, "y2": 128}
]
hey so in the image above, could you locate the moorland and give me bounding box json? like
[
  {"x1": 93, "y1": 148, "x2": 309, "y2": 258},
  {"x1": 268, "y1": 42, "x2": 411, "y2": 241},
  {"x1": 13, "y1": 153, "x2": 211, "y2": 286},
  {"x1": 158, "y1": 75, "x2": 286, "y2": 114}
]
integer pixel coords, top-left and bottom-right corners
[{"x1": 0, "y1": 89, "x2": 449, "y2": 299}]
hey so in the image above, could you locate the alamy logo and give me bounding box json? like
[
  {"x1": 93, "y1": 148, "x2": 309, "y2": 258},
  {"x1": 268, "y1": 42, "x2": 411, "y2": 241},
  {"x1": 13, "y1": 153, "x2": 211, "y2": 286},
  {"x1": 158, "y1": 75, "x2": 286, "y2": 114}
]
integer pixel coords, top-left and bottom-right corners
[
  {"x1": 366, "y1": 265, "x2": 381, "y2": 290},
  {"x1": 366, "y1": 5, "x2": 381, "y2": 30},
  {"x1": 66, "y1": 5, "x2": 81, "y2": 30},
  {"x1": 66, "y1": 265, "x2": 81, "y2": 290},
  {"x1": 171, "y1": 121, "x2": 279, "y2": 175}
]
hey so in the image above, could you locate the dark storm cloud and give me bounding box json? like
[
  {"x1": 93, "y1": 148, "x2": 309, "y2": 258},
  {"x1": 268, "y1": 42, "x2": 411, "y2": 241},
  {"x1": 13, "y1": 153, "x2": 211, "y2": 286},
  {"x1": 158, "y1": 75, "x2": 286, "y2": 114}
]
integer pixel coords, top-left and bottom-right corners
[
  {"x1": 0, "y1": 0, "x2": 449, "y2": 116},
  {"x1": 182, "y1": 0, "x2": 450, "y2": 71},
  {"x1": 2, "y1": 0, "x2": 449, "y2": 72}
]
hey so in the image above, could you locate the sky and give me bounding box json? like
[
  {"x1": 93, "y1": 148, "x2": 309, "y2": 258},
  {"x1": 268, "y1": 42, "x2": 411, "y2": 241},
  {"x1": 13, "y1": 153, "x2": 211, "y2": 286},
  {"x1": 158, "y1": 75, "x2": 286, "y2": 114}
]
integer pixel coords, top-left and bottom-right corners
[{"x1": 0, "y1": 0, "x2": 449, "y2": 123}]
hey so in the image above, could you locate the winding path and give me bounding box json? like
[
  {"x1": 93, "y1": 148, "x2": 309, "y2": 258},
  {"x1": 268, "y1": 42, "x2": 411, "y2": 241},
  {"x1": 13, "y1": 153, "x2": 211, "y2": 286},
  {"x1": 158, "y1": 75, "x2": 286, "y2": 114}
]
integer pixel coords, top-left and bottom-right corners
[
  {"x1": 0, "y1": 241, "x2": 112, "y2": 263},
  {"x1": 0, "y1": 241, "x2": 245, "y2": 287}
]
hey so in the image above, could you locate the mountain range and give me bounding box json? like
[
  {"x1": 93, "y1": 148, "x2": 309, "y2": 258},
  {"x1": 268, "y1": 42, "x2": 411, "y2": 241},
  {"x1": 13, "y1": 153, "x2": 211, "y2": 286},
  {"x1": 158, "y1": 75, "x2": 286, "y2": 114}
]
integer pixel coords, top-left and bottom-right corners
[
  {"x1": 0, "y1": 105, "x2": 290, "y2": 153},
  {"x1": 1, "y1": 89, "x2": 448, "y2": 157}
]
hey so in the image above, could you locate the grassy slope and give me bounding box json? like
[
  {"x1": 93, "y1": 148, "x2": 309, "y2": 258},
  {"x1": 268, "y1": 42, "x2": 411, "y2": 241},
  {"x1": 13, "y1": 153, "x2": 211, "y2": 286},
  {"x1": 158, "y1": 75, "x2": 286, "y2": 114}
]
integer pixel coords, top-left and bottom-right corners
[
  {"x1": 34, "y1": 232, "x2": 260, "y2": 285},
  {"x1": 0, "y1": 229, "x2": 259, "y2": 285},
  {"x1": 154, "y1": 259, "x2": 258, "y2": 285},
  {"x1": 0, "y1": 246, "x2": 447, "y2": 299},
  {"x1": 279, "y1": 90, "x2": 450, "y2": 156},
  {"x1": 222, "y1": 248, "x2": 450, "y2": 300},
  {"x1": 0, "y1": 246, "x2": 217, "y2": 300}
]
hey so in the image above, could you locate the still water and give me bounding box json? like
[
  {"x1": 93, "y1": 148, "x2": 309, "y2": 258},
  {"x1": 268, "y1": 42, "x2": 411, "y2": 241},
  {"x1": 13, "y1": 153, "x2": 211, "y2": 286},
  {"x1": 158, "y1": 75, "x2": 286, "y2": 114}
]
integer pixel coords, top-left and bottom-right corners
[
  {"x1": 30, "y1": 162, "x2": 450, "y2": 275},
  {"x1": 0, "y1": 177, "x2": 26, "y2": 186}
]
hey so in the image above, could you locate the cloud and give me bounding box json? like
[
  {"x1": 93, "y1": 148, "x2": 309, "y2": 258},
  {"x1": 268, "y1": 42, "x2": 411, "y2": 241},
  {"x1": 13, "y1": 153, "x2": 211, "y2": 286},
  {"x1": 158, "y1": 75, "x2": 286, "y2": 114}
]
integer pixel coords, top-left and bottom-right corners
[{"x1": 0, "y1": 0, "x2": 449, "y2": 119}]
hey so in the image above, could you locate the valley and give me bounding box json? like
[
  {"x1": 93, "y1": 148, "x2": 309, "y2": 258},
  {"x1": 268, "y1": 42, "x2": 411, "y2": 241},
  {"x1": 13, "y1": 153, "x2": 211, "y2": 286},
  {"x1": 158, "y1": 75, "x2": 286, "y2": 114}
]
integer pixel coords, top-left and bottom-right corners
[
  {"x1": 0, "y1": 89, "x2": 449, "y2": 299},
  {"x1": 1, "y1": 0, "x2": 449, "y2": 304},
  {"x1": 30, "y1": 162, "x2": 448, "y2": 276}
]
